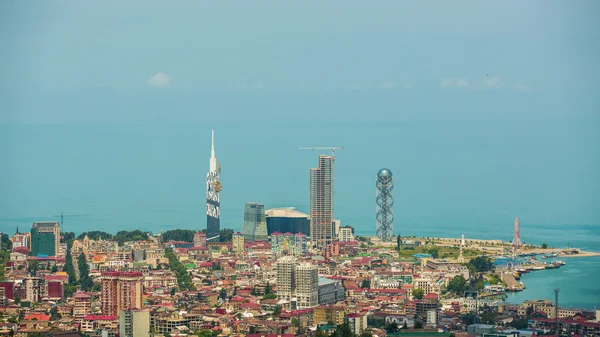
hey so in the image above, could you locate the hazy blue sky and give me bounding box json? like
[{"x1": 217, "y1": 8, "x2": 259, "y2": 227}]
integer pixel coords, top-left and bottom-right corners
[{"x1": 0, "y1": 1, "x2": 599, "y2": 234}]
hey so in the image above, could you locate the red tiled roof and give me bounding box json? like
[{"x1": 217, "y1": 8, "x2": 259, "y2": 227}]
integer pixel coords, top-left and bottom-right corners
[{"x1": 24, "y1": 313, "x2": 50, "y2": 321}]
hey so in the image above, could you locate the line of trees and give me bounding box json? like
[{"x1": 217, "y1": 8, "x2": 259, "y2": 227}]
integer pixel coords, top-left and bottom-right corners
[{"x1": 165, "y1": 248, "x2": 197, "y2": 291}]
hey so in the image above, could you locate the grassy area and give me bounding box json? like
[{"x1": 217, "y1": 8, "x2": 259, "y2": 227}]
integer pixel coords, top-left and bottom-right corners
[{"x1": 396, "y1": 245, "x2": 480, "y2": 259}]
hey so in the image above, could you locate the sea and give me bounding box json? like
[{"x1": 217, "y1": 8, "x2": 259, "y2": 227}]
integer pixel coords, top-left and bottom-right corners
[{"x1": 1, "y1": 122, "x2": 598, "y2": 309}]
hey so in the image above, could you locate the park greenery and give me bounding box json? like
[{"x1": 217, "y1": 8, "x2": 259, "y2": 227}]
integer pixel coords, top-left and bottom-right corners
[{"x1": 165, "y1": 248, "x2": 197, "y2": 291}]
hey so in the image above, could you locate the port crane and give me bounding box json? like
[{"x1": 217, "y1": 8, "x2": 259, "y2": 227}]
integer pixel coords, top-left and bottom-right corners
[{"x1": 52, "y1": 212, "x2": 90, "y2": 231}]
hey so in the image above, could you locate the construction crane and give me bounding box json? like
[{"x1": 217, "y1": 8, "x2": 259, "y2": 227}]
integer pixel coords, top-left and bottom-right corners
[
  {"x1": 52, "y1": 212, "x2": 90, "y2": 231},
  {"x1": 298, "y1": 147, "x2": 343, "y2": 160}
]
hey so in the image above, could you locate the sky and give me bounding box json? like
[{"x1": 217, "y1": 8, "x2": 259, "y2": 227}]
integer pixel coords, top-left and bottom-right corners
[{"x1": 0, "y1": 1, "x2": 599, "y2": 234}]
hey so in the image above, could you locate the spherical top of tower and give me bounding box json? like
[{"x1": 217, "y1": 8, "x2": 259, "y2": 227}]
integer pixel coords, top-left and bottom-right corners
[{"x1": 377, "y1": 168, "x2": 393, "y2": 177}]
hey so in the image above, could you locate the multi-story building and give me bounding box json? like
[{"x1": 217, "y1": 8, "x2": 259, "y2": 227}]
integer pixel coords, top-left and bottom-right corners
[
  {"x1": 25, "y1": 277, "x2": 42, "y2": 303},
  {"x1": 295, "y1": 263, "x2": 318, "y2": 309},
  {"x1": 265, "y1": 207, "x2": 310, "y2": 236},
  {"x1": 338, "y1": 226, "x2": 354, "y2": 242},
  {"x1": 276, "y1": 256, "x2": 297, "y2": 301},
  {"x1": 318, "y1": 277, "x2": 346, "y2": 305},
  {"x1": 30, "y1": 222, "x2": 60, "y2": 256},
  {"x1": 346, "y1": 312, "x2": 368, "y2": 335},
  {"x1": 314, "y1": 305, "x2": 346, "y2": 326},
  {"x1": 73, "y1": 292, "x2": 92, "y2": 323},
  {"x1": 310, "y1": 155, "x2": 334, "y2": 249},
  {"x1": 232, "y1": 232, "x2": 245, "y2": 256},
  {"x1": 11, "y1": 232, "x2": 30, "y2": 250},
  {"x1": 101, "y1": 271, "x2": 144, "y2": 317},
  {"x1": 242, "y1": 203, "x2": 268, "y2": 242},
  {"x1": 294, "y1": 233, "x2": 307, "y2": 256},
  {"x1": 120, "y1": 309, "x2": 150, "y2": 337},
  {"x1": 271, "y1": 232, "x2": 284, "y2": 256},
  {"x1": 193, "y1": 232, "x2": 207, "y2": 248}
]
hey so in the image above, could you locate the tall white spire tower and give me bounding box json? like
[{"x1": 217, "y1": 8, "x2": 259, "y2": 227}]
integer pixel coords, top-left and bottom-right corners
[
  {"x1": 512, "y1": 217, "x2": 521, "y2": 252},
  {"x1": 206, "y1": 130, "x2": 222, "y2": 242}
]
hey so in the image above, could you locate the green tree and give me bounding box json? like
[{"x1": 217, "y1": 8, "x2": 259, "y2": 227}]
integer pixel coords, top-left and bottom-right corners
[
  {"x1": 51, "y1": 265, "x2": 58, "y2": 273},
  {"x1": 447, "y1": 275, "x2": 467, "y2": 294},
  {"x1": 264, "y1": 282, "x2": 272, "y2": 294},
  {"x1": 50, "y1": 306, "x2": 62, "y2": 320},
  {"x1": 415, "y1": 321, "x2": 423, "y2": 329},
  {"x1": 170, "y1": 288, "x2": 177, "y2": 296},
  {"x1": 274, "y1": 306, "x2": 283, "y2": 317},
  {"x1": 63, "y1": 243, "x2": 77, "y2": 283},
  {"x1": 61, "y1": 232, "x2": 75, "y2": 243},
  {"x1": 361, "y1": 279, "x2": 371, "y2": 289},
  {"x1": 397, "y1": 234, "x2": 402, "y2": 249},
  {"x1": 541, "y1": 243, "x2": 548, "y2": 249},
  {"x1": 263, "y1": 293, "x2": 277, "y2": 300},
  {"x1": 28, "y1": 259, "x2": 39, "y2": 274},
  {"x1": 219, "y1": 228, "x2": 234, "y2": 242},
  {"x1": 331, "y1": 322, "x2": 353, "y2": 337},
  {"x1": 413, "y1": 288, "x2": 424, "y2": 299},
  {"x1": 77, "y1": 253, "x2": 93, "y2": 291},
  {"x1": 162, "y1": 229, "x2": 197, "y2": 242},
  {"x1": 427, "y1": 247, "x2": 439, "y2": 258},
  {"x1": 511, "y1": 318, "x2": 528, "y2": 329},
  {"x1": 468, "y1": 256, "x2": 494, "y2": 273},
  {"x1": 219, "y1": 289, "x2": 227, "y2": 300}
]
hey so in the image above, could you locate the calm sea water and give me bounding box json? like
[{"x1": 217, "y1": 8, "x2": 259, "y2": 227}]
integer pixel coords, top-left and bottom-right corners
[{"x1": 1, "y1": 123, "x2": 598, "y2": 309}]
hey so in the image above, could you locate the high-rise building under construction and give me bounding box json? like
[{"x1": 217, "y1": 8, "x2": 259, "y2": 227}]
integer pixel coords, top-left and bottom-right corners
[{"x1": 310, "y1": 155, "x2": 334, "y2": 249}]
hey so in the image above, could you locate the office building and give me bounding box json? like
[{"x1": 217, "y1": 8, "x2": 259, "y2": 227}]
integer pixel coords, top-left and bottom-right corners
[
  {"x1": 265, "y1": 207, "x2": 310, "y2": 235},
  {"x1": 318, "y1": 277, "x2": 346, "y2": 305},
  {"x1": 30, "y1": 222, "x2": 60, "y2": 256},
  {"x1": 376, "y1": 168, "x2": 394, "y2": 242},
  {"x1": 232, "y1": 232, "x2": 245, "y2": 256},
  {"x1": 241, "y1": 203, "x2": 268, "y2": 242},
  {"x1": 101, "y1": 271, "x2": 144, "y2": 316},
  {"x1": 120, "y1": 309, "x2": 150, "y2": 337},
  {"x1": 310, "y1": 155, "x2": 334, "y2": 249},
  {"x1": 339, "y1": 226, "x2": 354, "y2": 242},
  {"x1": 206, "y1": 130, "x2": 222, "y2": 242},
  {"x1": 276, "y1": 256, "x2": 297, "y2": 301},
  {"x1": 295, "y1": 263, "x2": 318, "y2": 309},
  {"x1": 193, "y1": 231, "x2": 207, "y2": 248}
]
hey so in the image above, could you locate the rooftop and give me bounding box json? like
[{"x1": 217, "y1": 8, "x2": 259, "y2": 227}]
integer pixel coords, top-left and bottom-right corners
[{"x1": 265, "y1": 207, "x2": 309, "y2": 219}]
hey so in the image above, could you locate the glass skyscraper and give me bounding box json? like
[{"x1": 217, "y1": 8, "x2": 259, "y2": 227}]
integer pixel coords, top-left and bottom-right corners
[
  {"x1": 206, "y1": 130, "x2": 221, "y2": 242},
  {"x1": 241, "y1": 203, "x2": 268, "y2": 242}
]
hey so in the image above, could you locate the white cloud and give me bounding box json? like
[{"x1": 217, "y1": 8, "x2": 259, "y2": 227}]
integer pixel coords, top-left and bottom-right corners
[
  {"x1": 484, "y1": 75, "x2": 503, "y2": 88},
  {"x1": 441, "y1": 78, "x2": 470, "y2": 88},
  {"x1": 148, "y1": 72, "x2": 172, "y2": 88}
]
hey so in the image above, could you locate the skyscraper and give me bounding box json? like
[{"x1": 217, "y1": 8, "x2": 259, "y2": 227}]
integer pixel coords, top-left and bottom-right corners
[
  {"x1": 376, "y1": 168, "x2": 394, "y2": 242},
  {"x1": 30, "y1": 222, "x2": 60, "y2": 256},
  {"x1": 241, "y1": 203, "x2": 268, "y2": 242},
  {"x1": 310, "y1": 155, "x2": 334, "y2": 249},
  {"x1": 101, "y1": 271, "x2": 144, "y2": 317},
  {"x1": 206, "y1": 130, "x2": 221, "y2": 242}
]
